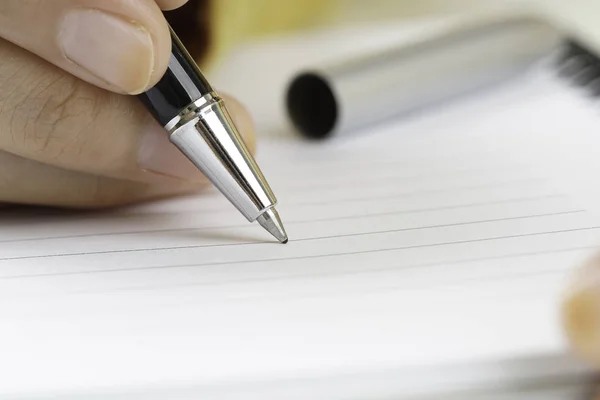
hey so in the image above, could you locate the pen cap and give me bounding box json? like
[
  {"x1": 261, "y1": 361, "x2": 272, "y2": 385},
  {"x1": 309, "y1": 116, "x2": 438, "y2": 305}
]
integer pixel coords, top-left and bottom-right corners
[{"x1": 285, "y1": 15, "x2": 564, "y2": 139}]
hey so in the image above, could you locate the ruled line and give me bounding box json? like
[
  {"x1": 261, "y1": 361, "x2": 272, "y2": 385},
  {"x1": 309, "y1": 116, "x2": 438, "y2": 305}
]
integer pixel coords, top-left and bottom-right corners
[
  {"x1": 172, "y1": 178, "x2": 552, "y2": 210},
  {"x1": 94, "y1": 177, "x2": 553, "y2": 218},
  {"x1": 0, "y1": 177, "x2": 550, "y2": 228},
  {"x1": 90, "y1": 246, "x2": 597, "y2": 294},
  {"x1": 134, "y1": 262, "x2": 579, "y2": 305},
  {"x1": 0, "y1": 213, "x2": 593, "y2": 270},
  {"x1": 272, "y1": 163, "x2": 533, "y2": 191},
  {"x1": 0, "y1": 194, "x2": 568, "y2": 243},
  {"x1": 260, "y1": 148, "x2": 524, "y2": 176}
]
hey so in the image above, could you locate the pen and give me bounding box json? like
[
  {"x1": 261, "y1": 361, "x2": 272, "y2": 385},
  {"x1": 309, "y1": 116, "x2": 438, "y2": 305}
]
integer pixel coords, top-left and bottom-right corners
[
  {"x1": 287, "y1": 15, "x2": 563, "y2": 139},
  {"x1": 138, "y1": 25, "x2": 288, "y2": 244}
]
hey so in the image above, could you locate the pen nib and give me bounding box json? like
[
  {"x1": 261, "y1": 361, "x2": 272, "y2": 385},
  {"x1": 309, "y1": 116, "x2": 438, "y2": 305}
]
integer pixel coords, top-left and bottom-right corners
[{"x1": 257, "y1": 208, "x2": 288, "y2": 244}]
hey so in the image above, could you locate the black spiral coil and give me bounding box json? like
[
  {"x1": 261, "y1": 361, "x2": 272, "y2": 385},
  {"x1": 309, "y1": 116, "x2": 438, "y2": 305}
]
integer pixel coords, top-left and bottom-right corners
[{"x1": 556, "y1": 40, "x2": 600, "y2": 96}]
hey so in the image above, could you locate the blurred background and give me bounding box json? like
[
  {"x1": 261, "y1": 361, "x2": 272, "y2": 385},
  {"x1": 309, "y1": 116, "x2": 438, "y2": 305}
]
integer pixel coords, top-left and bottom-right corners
[
  {"x1": 203, "y1": 0, "x2": 600, "y2": 56},
  {"x1": 318, "y1": 0, "x2": 598, "y2": 34},
  {"x1": 173, "y1": 0, "x2": 600, "y2": 138}
]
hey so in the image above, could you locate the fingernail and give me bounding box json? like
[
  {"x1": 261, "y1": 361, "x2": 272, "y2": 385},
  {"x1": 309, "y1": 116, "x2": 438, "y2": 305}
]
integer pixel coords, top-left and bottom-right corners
[
  {"x1": 562, "y1": 255, "x2": 600, "y2": 362},
  {"x1": 59, "y1": 9, "x2": 154, "y2": 94},
  {"x1": 138, "y1": 123, "x2": 205, "y2": 182}
]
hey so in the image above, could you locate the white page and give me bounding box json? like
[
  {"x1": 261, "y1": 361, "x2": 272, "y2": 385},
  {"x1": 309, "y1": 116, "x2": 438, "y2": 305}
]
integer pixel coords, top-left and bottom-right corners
[
  {"x1": 1, "y1": 64, "x2": 600, "y2": 400},
  {"x1": 10, "y1": 9, "x2": 600, "y2": 393}
]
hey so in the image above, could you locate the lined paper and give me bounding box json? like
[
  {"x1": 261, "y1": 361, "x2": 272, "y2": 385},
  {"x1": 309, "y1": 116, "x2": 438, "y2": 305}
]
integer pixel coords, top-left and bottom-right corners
[{"x1": 2, "y1": 70, "x2": 600, "y2": 399}]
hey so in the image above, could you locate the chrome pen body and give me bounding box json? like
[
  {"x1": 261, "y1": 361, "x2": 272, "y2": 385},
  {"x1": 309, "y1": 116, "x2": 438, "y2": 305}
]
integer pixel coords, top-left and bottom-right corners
[
  {"x1": 138, "y1": 26, "x2": 287, "y2": 243},
  {"x1": 287, "y1": 15, "x2": 564, "y2": 139}
]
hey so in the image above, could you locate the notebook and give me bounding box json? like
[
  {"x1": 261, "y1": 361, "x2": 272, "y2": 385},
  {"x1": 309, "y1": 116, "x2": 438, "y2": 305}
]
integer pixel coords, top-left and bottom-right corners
[{"x1": 3, "y1": 20, "x2": 600, "y2": 400}]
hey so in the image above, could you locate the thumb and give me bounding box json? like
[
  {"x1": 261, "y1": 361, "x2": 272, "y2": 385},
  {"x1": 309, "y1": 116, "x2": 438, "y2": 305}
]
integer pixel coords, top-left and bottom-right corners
[{"x1": 0, "y1": 0, "x2": 174, "y2": 95}]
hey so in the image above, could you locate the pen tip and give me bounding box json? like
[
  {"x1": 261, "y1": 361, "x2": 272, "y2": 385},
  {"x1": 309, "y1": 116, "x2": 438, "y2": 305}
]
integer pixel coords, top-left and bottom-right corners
[{"x1": 256, "y1": 208, "x2": 288, "y2": 244}]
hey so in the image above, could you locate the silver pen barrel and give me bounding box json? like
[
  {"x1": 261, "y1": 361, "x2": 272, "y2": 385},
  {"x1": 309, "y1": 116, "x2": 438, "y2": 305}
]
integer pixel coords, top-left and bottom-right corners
[
  {"x1": 139, "y1": 26, "x2": 287, "y2": 243},
  {"x1": 166, "y1": 93, "x2": 277, "y2": 222},
  {"x1": 286, "y1": 15, "x2": 565, "y2": 139}
]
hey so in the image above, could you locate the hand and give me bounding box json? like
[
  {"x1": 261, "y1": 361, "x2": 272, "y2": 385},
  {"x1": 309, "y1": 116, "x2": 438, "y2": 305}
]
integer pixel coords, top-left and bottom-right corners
[
  {"x1": 0, "y1": 0, "x2": 255, "y2": 208},
  {"x1": 563, "y1": 253, "x2": 600, "y2": 365}
]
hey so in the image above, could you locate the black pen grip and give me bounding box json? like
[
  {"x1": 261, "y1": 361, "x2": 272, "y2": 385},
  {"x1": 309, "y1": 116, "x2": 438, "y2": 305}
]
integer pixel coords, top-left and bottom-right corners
[{"x1": 138, "y1": 26, "x2": 212, "y2": 127}]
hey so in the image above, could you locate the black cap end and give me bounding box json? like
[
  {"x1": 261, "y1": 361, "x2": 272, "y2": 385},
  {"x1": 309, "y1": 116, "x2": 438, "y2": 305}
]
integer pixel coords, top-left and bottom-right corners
[{"x1": 286, "y1": 73, "x2": 338, "y2": 139}]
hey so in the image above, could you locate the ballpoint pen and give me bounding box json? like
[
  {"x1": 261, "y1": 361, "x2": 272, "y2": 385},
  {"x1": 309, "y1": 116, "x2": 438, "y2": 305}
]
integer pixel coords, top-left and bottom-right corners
[{"x1": 138, "y1": 25, "x2": 288, "y2": 244}]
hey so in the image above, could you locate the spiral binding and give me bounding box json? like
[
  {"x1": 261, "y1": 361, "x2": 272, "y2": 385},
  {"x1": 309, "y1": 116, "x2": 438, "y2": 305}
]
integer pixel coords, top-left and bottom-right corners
[{"x1": 556, "y1": 40, "x2": 600, "y2": 96}]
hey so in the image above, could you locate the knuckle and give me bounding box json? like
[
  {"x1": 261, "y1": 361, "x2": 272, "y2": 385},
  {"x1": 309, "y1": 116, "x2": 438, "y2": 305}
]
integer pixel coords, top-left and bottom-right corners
[
  {"x1": 0, "y1": 41, "x2": 136, "y2": 167},
  {"x1": 22, "y1": 75, "x2": 103, "y2": 158},
  {"x1": 0, "y1": 40, "x2": 149, "y2": 177},
  {"x1": 0, "y1": 44, "x2": 105, "y2": 159}
]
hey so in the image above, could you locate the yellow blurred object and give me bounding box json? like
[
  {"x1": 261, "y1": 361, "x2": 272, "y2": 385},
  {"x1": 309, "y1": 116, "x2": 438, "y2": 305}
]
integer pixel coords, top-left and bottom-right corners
[
  {"x1": 199, "y1": 0, "x2": 600, "y2": 72},
  {"x1": 205, "y1": 0, "x2": 334, "y2": 70}
]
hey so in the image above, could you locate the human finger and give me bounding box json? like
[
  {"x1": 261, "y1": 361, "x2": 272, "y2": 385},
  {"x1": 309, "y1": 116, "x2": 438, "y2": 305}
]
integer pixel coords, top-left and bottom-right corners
[
  {"x1": 0, "y1": 37, "x2": 256, "y2": 186},
  {"x1": 0, "y1": 0, "x2": 173, "y2": 94},
  {"x1": 0, "y1": 150, "x2": 202, "y2": 208},
  {"x1": 562, "y1": 252, "x2": 600, "y2": 365}
]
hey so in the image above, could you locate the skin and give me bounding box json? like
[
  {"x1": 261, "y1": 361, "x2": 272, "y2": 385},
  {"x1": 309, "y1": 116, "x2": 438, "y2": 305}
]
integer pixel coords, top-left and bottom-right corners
[
  {"x1": 0, "y1": 0, "x2": 255, "y2": 208},
  {"x1": 1, "y1": 0, "x2": 598, "y2": 377}
]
